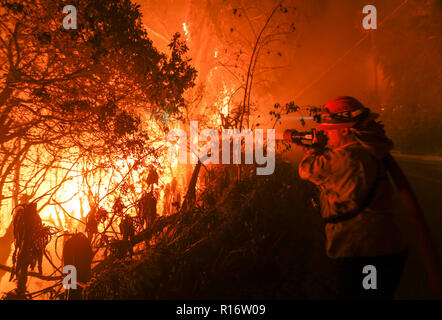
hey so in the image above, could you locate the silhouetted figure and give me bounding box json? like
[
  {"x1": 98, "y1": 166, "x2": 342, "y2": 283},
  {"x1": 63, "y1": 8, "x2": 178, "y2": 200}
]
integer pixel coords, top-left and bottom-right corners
[
  {"x1": 163, "y1": 183, "x2": 171, "y2": 216},
  {"x1": 63, "y1": 233, "x2": 93, "y2": 300},
  {"x1": 85, "y1": 206, "x2": 107, "y2": 240},
  {"x1": 85, "y1": 209, "x2": 98, "y2": 240},
  {"x1": 137, "y1": 191, "x2": 157, "y2": 229},
  {"x1": 10, "y1": 202, "x2": 43, "y2": 296},
  {"x1": 118, "y1": 215, "x2": 135, "y2": 257},
  {"x1": 146, "y1": 168, "x2": 159, "y2": 187},
  {"x1": 113, "y1": 197, "x2": 125, "y2": 216},
  {"x1": 172, "y1": 192, "x2": 181, "y2": 212}
]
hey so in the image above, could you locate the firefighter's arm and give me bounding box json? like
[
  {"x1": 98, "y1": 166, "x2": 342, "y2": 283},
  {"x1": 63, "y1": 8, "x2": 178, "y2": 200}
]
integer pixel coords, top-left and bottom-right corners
[{"x1": 298, "y1": 149, "x2": 332, "y2": 185}]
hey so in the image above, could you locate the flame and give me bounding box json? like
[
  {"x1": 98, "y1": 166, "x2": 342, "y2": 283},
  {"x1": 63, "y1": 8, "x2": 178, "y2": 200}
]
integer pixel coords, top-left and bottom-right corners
[
  {"x1": 1, "y1": 143, "x2": 181, "y2": 295},
  {"x1": 182, "y1": 22, "x2": 190, "y2": 41},
  {"x1": 4, "y1": 149, "x2": 178, "y2": 234},
  {"x1": 214, "y1": 84, "x2": 234, "y2": 126},
  {"x1": 39, "y1": 171, "x2": 90, "y2": 229}
]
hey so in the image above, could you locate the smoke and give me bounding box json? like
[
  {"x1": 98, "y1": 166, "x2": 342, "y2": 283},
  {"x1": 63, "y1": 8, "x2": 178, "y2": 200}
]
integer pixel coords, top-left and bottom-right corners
[{"x1": 138, "y1": 0, "x2": 441, "y2": 153}]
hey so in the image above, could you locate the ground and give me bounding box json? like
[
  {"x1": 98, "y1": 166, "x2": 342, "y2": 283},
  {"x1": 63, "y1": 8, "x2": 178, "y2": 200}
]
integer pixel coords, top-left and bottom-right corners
[{"x1": 393, "y1": 154, "x2": 442, "y2": 299}]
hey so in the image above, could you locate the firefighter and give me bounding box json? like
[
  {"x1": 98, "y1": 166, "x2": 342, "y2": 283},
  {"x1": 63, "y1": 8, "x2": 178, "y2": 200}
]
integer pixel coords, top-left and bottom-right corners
[{"x1": 298, "y1": 96, "x2": 408, "y2": 299}]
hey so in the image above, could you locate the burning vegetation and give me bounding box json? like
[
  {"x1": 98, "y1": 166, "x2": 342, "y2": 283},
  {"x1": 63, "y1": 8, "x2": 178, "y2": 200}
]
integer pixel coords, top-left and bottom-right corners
[{"x1": 0, "y1": 0, "x2": 440, "y2": 300}]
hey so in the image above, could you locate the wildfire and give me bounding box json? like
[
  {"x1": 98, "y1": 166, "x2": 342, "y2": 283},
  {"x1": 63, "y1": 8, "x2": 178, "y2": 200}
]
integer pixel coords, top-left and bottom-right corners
[
  {"x1": 40, "y1": 171, "x2": 90, "y2": 228},
  {"x1": 182, "y1": 22, "x2": 190, "y2": 41},
  {"x1": 215, "y1": 84, "x2": 234, "y2": 126}
]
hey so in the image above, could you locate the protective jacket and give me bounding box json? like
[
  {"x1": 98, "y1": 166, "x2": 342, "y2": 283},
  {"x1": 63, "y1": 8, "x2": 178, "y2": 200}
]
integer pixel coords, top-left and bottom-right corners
[{"x1": 299, "y1": 141, "x2": 406, "y2": 258}]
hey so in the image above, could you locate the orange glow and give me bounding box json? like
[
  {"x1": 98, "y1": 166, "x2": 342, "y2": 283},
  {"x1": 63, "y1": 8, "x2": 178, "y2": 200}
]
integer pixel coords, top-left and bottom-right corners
[{"x1": 182, "y1": 22, "x2": 190, "y2": 41}]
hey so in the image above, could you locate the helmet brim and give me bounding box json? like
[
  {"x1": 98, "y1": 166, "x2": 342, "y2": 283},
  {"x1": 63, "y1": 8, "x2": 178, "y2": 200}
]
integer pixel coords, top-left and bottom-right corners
[{"x1": 317, "y1": 121, "x2": 357, "y2": 131}]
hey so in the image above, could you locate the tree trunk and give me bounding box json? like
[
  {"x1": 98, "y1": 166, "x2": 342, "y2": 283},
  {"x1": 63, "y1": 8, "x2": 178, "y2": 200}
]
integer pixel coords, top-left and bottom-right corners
[
  {"x1": 0, "y1": 144, "x2": 21, "y2": 284},
  {"x1": 0, "y1": 222, "x2": 14, "y2": 282},
  {"x1": 181, "y1": 161, "x2": 202, "y2": 212}
]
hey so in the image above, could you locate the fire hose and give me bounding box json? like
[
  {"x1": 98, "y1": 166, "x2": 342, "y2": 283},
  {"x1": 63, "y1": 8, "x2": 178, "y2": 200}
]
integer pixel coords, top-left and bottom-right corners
[
  {"x1": 384, "y1": 154, "x2": 442, "y2": 298},
  {"x1": 282, "y1": 129, "x2": 442, "y2": 298}
]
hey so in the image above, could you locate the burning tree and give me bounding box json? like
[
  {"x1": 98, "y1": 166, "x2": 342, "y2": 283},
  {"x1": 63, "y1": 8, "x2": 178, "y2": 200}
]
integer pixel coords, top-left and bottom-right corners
[
  {"x1": 0, "y1": 0, "x2": 195, "y2": 297},
  {"x1": 140, "y1": 1, "x2": 300, "y2": 196}
]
